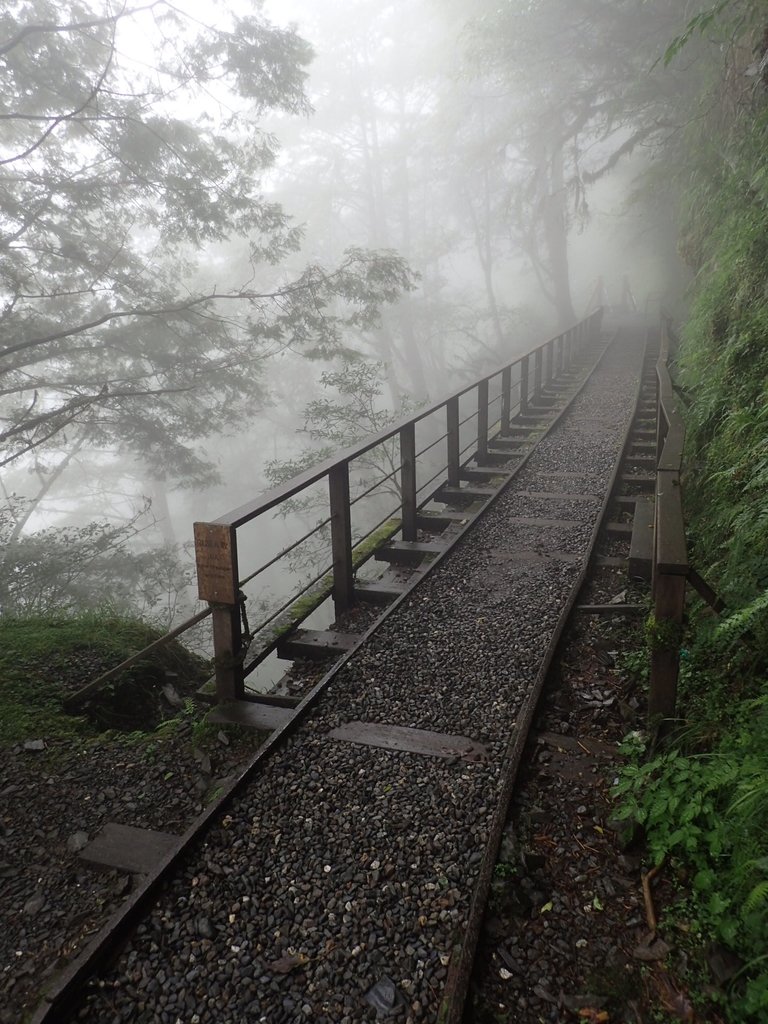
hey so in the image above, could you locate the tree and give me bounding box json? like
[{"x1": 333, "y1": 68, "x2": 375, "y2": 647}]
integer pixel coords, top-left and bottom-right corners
[
  {"x1": 0, "y1": 0, "x2": 413, "y2": 487},
  {"x1": 451, "y1": 0, "x2": 708, "y2": 324}
]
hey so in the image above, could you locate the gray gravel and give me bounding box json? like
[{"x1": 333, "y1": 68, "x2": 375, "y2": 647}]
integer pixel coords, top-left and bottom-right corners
[{"x1": 67, "y1": 330, "x2": 645, "y2": 1024}]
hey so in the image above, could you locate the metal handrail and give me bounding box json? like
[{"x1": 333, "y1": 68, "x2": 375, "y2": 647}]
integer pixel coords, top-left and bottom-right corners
[
  {"x1": 64, "y1": 309, "x2": 604, "y2": 709},
  {"x1": 195, "y1": 309, "x2": 603, "y2": 702}
]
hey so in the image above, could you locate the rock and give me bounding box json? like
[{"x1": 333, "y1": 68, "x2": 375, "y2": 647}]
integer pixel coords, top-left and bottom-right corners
[
  {"x1": 23, "y1": 892, "x2": 45, "y2": 915},
  {"x1": 617, "y1": 853, "x2": 642, "y2": 873},
  {"x1": 364, "y1": 976, "x2": 407, "y2": 1017},
  {"x1": 66, "y1": 831, "x2": 89, "y2": 853},
  {"x1": 23, "y1": 739, "x2": 45, "y2": 752},
  {"x1": 561, "y1": 992, "x2": 609, "y2": 1011},
  {"x1": 707, "y1": 943, "x2": 743, "y2": 987},
  {"x1": 632, "y1": 936, "x2": 671, "y2": 962},
  {"x1": 161, "y1": 683, "x2": 184, "y2": 708}
]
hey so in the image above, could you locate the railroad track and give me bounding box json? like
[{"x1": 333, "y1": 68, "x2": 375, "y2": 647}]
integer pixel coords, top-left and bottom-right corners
[{"x1": 32, "y1": 317, "x2": 649, "y2": 1024}]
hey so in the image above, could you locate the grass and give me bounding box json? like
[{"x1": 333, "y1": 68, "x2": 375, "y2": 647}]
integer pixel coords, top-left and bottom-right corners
[{"x1": 0, "y1": 611, "x2": 207, "y2": 746}]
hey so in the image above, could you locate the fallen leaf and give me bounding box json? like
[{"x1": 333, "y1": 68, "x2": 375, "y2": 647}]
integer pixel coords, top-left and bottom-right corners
[
  {"x1": 578, "y1": 1010, "x2": 609, "y2": 1023},
  {"x1": 270, "y1": 953, "x2": 308, "y2": 975}
]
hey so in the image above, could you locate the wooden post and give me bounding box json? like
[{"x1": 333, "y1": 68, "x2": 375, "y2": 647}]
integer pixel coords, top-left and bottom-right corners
[
  {"x1": 447, "y1": 396, "x2": 460, "y2": 486},
  {"x1": 477, "y1": 379, "x2": 489, "y2": 465},
  {"x1": 500, "y1": 366, "x2": 512, "y2": 435},
  {"x1": 564, "y1": 329, "x2": 572, "y2": 370},
  {"x1": 400, "y1": 423, "x2": 417, "y2": 542},
  {"x1": 545, "y1": 339, "x2": 554, "y2": 385},
  {"x1": 194, "y1": 522, "x2": 243, "y2": 702},
  {"x1": 519, "y1": 354, "x2": 529, "y2": 414},
  {"x1": 533, "y1": 348, "x2": 543, "y2": 402},
  {"x1": 329, "y1": 462, "x2": 354, "y2": 614},
  {"x1": 555, "y1": 335, "x2": 564, "y2": 376},
  {"x1": 648, "y1": 570, "x2": 686, "y2": 730}
]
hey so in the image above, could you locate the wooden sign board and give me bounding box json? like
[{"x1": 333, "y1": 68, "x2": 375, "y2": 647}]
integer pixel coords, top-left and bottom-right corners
[{"x1": 194, "y1": 522, "x2": 238, "y2": 604}]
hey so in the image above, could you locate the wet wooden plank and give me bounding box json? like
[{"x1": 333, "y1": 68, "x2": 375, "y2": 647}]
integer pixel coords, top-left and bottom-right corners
[
  {"x1": 80, "y1": 824, "x2": 178, "y2": 876},
  {"x1": 207, "y1": 700, "x2": 294, "y2": 731},
  {"x1": 436, "y1": 484, "x2": 497, "y2": 500},
  {"x1": 491, "y1": 549, "x2": 581, "y2": 564},
  {"x1": 575, "y1": 604, "x2": 646, "y2": 615},
  {"x1": 629, "y1": 497, "x2": 654, "y2": 580},
  {"x1": 416, "y1": 511, "x2": 470, "y2": 531},
  {"x1": 506, "y1": 516, "x2": 582, "y2": 528},
  {"x1": 355, "y1": 579, "x2": 410, "y2": 603},
  {"x1": 276, "y1": 629, "x2": 358, "y2": 661},
  {"x1": 488, "y1": 437, "x2": 529, "y2": 451},
  {"x1": 459, "y1": 466, "x2": 513, "y2": 480},
  {"x1": 656, "y1": 475, "x2": 688, "y2": 574},
  {"x1": 329, "y1": 721, "x2": 488, "y2": 763},
  {"x1": 193, "y1": 522, "x2": 237, "y2": 604},
  {"x1": 594, "y1": 555, "x2": 629, "y2": 568},
  {"x1": 606, "y1": 521, "x2": 633, "y2": 536},
  {"x1": 374, "y1": 540, "x2": 447, "y2": 564},
  {"x1": 516, "y1": 490, "x2": 599, "y2": 502}
]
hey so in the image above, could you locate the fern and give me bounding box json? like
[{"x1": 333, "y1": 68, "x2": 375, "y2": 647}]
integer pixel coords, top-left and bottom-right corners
[{"x1": 743, "y1": 881, "x2": 768, "y2": 916}]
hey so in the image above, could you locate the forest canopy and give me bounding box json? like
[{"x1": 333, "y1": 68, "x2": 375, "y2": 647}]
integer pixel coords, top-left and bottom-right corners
[{"x1": 0, "y1": 0, "x2": 412, "y2": 484}]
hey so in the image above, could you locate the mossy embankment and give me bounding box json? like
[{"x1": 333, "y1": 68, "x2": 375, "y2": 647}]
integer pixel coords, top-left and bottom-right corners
[{"x1": 0, "y1": 612, "x2": 209, "y2": 746}]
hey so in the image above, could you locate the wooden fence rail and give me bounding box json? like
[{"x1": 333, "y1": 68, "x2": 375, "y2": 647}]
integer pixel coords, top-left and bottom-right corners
[{"x1": 649, "y1": 317, "x2": 688, "y2": 728}]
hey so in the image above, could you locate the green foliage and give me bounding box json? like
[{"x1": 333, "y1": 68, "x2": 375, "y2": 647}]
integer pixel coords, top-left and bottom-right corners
[
  {"x1": 662, "y1": 1, "x2": 765, "y2": 68},
  {"x1": 644, "y1": 613, "x2": 683, "y2": 653},
  {"x1": 613, "y1": 22, "x2": 768, "y2": 1014},
  {"x1": 0, "y1": 611, "x2": 206, "y2": 745},
  {"x1": 0, "y1": 3, "x2": 415, "y2": 482},
  {"x1": 0, "y1": 498, "x2": 194, "y2": 620},
  {"x1": 614, "y1": 697, "x2": 768, "y2": 1015}
]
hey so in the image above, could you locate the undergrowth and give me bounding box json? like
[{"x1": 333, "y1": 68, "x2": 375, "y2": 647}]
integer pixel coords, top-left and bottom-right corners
[
  {"x1": 0, "y1": 611, "x2": 207, "y2": 745},
  {"x1": 614, "y1": 43, "x2": 768, "y2": 1022}
]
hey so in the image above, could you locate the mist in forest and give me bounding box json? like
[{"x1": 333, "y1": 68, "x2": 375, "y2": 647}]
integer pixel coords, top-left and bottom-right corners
[{"x1": 0, "y1": 0, "x2": 704, "y2": 641}]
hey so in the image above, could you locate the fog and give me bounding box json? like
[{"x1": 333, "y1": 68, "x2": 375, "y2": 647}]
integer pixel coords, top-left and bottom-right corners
[{"x1": 0, "y1": 0, "x2": 701, "y2": 665}]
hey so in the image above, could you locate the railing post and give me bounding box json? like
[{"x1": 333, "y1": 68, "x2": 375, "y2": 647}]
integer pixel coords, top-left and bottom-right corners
[
  {"x1": 477, "y1": 379, "x2": 489, "y2": 465},
  {"x1": 545, "y1": 338, "x2": 554, "y2": 385},
  {"x1": 329, "y1": 462, "x2": 354, "y2": 615},
  {"x1": 564, "y1": 329, "x2": 572, "y2": 370},
  {"x1": 500, "y1": 366, "x2": 512, "y2": 435},
  {"x1": 194, "y1": 523, "x2": 243, "y2": 702},
  {"x1": 648, "y1": 567, "x2": 686, "y2": 732},
  {"x1": 556, "y1": 335, "x2": 564, "y2": 376},
  {"x1": 447, "y1": 396, "x2": 460, "y2": 487},
  {"x1": 533, "y1": 348, "x2": 543, "y2": 402},
  {"x1": 519, "y1": 354, "x2": 529, "y2": 414},
  {"x1": 400, "y1": 423, "x2": 417, "y2": 542}
]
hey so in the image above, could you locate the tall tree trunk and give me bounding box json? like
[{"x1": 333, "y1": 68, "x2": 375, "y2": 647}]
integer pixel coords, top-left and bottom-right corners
[{"x1": 542, "y1": 143, "x2": 576, "y2": 329}]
